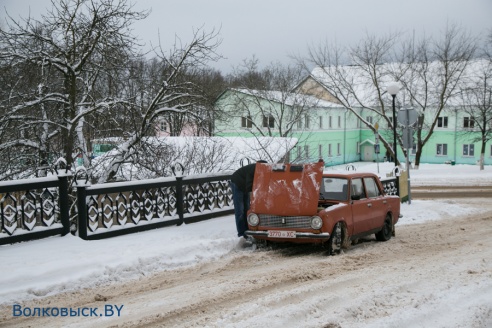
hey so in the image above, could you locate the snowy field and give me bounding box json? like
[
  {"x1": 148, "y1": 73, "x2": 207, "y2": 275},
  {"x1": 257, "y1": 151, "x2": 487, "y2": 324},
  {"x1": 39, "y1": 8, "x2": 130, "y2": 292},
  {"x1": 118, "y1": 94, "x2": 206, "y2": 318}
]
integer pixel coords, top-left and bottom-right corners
[{"x1": 0, "y1": 163, "x2": 491, "y2": 327}]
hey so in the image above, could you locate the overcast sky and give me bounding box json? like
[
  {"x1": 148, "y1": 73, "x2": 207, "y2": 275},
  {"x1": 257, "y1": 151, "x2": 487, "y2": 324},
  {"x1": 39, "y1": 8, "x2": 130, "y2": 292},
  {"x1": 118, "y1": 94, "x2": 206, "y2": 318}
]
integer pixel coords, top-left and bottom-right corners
[{"x1": 2, "y1": 0, "x2": 491, "y2": 73}]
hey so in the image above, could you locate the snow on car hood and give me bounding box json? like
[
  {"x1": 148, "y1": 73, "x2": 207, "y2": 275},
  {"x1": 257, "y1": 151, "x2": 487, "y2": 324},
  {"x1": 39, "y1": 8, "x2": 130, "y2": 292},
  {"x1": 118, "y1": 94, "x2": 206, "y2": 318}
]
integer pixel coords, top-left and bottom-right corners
[{"x1": 250, "y1": 162, "x2": 324, "y2": 216}]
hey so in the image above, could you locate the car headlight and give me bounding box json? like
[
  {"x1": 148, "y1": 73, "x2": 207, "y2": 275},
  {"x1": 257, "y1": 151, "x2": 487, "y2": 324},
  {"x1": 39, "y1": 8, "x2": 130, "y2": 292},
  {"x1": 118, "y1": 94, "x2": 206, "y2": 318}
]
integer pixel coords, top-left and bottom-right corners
[
  {"x1": 310, "y1": 216, "x2": 323, "y2": 230},
  {"x1": 247, "y1": 213, "x2": 260, "y2": 226}
]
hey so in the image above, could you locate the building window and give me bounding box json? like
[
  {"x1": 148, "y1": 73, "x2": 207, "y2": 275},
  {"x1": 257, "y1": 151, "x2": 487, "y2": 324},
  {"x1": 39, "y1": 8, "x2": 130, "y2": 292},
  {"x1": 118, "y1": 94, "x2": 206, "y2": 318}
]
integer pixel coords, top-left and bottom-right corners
[
  {"x1": 463, "y1": 117, "x2": 474, "y2": 128},
  {"x1": 305, "y1": 114, "x2": 310, "y2": 128},
  {"x1": 329, "y1": 116, "x2": 332, "y2": 128},
  {"x1": 319, "y1": 116, "x2": 323, "y2": 129},
  {"x1": 304, "y1": 145, "x2": 309, "y2": 159},
  {"x1": 318, "y1": 144, "x2": 323, "y2": 158},
  {"x1": 337, "y1": 143, "x2": 341, "y2": 156},
  {"x1": 297, "y1": 118, "x2": 302, "y2": 129},
  {"x1": 411, "y1": 143, "x2": 417, "y2": 155},
  {"x1": 463, "y1": 144, "x2": 474, "y2": 156},
  {"x1": 338, "y1": 116, "x2": 341, "y2": 128},
  {"x1": 241, "y1": 116, "x2": 252, "y2": 128},
  {"x1": 297, "y1": 146, "x2": 301, "y2": 158},
  {"x1": 328, "y1": 144, "x2": 332, "y2": 157},
  {"x1": 437, "y1": 116, "x2": 448, "y2": 128},
  {"x1": 356, "y1": 142, "x2": 360, "y2": 154},
  {"x1": 367, "y1": 116, "x2": 373, "y2": 124},
  {"x1": 159, "y1": 121, "x2": 168, "y2": 132},
  {"x1": 436, "y1": 143, "x2": 447, "y2": 156},
  {"x1": 263, "y1": 115, "x2": 274, "y2": 128}
]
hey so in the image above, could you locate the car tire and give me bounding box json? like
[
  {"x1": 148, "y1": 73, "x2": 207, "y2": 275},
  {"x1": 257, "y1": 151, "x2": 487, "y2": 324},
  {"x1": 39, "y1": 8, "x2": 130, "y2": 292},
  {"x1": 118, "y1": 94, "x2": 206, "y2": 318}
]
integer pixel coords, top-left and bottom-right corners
[
  {"x1": 375, "y1": 214, "x2": 393, "y2": 242},
  {"x1": 328, "y1": 222, "x2": 343, "y2": 255}
]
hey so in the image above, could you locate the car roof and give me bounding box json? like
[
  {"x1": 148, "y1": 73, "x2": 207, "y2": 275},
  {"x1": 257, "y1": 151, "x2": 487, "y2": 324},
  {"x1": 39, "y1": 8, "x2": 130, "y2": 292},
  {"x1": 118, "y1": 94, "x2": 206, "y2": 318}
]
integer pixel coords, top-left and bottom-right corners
[{"x1": 322, "y1": 171, "x2": 380, "y2": 179}]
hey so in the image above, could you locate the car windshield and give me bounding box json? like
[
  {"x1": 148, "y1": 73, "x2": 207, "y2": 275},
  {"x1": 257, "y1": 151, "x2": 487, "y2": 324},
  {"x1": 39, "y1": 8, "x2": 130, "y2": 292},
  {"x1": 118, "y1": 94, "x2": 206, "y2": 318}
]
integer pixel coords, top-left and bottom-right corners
[{"x1": 320, "y1": 177, "x2": 349, "y2": 201}]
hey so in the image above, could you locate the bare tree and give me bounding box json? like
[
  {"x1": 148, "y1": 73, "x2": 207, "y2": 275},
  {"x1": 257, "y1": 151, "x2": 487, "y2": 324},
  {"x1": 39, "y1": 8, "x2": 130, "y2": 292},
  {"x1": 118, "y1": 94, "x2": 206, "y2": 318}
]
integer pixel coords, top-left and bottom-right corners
[
  {"x1": 185, "y1": 67, "x2": 228, "y2": 136},
  {"x1": 393, "y1": 24, "x2": 478, "y2": 168},
  {"x1": 0, "y1": 0, "x2": 148, "y2": 178},
  {"x1": 301, "y1": 32, "x2": 402, "y2": 164},
  {"x1": 98, "y1": 28, "x2": 222, "y2": 182},
  {"x1": 301, "y1": 25, "x2": 478, "y2": 168},
  {"x1": 227, "y1": 55, "x2": 270, "y2": 90},
  {"x1": 458, "y1": 58, "x2": 492, "y2": 170},
  {"x1": 0, "y1": 0, "x2": 222, "y2": 182}
]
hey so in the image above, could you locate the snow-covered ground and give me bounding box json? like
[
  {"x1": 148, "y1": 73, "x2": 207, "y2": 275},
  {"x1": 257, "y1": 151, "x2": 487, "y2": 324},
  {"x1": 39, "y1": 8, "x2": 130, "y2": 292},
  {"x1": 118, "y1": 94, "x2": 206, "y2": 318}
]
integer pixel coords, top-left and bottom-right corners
[
  {"x1": 0, "y1": 163, "x2": 491, "y2": 327},
  {"x1": 325, "y1": 161, "x2": 492, "y2": 186}
]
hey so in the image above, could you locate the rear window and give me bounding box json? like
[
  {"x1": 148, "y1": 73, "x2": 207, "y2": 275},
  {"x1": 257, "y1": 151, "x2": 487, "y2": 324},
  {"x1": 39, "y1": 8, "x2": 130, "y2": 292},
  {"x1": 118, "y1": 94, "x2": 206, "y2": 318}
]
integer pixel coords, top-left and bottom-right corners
[{"x1": 363, "y1": 177, "x2": 381, "y2": 198}]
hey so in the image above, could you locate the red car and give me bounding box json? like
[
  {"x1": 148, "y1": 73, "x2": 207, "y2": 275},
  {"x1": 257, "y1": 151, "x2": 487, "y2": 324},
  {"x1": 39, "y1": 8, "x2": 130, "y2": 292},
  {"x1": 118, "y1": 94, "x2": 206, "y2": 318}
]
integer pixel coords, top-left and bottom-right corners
[{"x1": 245, "y1": 162, "x2": 401, "y2": 254}]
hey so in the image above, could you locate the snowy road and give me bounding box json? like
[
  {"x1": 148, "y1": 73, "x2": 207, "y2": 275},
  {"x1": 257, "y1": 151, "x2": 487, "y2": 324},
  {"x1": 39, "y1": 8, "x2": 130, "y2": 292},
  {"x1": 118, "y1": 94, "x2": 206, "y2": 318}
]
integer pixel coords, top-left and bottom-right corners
[
  {"x1": 412, "y1": 185, "x2": 492, "y2": 199},
  {"x1": 2, "y1": 198, "x2": 491, "y2": 328}
]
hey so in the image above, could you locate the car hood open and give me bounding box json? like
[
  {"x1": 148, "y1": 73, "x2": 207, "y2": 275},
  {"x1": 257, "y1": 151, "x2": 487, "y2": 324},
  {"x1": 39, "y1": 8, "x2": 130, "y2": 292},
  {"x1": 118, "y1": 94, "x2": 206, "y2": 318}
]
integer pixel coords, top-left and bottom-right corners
[{"x1": 250, "y1": 162, "x2": 324, "y2": 217}]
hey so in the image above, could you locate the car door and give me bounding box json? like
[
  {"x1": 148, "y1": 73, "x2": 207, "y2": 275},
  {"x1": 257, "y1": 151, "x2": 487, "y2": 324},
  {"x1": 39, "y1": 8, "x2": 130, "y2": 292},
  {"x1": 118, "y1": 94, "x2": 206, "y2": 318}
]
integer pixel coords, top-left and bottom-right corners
[
  {"x1": 350, "y1": 177, "x2": 373, "y2": 235},
  {"x1": 362, "y1": 176, "x2": 387, "y2": 231}
]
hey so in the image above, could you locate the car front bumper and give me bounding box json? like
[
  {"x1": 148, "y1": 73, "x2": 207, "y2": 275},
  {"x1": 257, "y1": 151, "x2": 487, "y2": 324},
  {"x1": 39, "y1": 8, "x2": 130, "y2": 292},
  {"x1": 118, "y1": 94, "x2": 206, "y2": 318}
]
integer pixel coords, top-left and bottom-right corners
[{"x1": 245, "y1": 230, "x2": 330, "y2": 239}]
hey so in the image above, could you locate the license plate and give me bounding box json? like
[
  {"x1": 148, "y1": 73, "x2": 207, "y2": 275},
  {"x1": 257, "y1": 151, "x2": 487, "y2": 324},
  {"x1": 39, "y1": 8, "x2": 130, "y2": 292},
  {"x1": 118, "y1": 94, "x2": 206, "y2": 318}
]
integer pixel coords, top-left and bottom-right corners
[{"x1": 267, "y1": 230, "x2": 296, "y2": 238}]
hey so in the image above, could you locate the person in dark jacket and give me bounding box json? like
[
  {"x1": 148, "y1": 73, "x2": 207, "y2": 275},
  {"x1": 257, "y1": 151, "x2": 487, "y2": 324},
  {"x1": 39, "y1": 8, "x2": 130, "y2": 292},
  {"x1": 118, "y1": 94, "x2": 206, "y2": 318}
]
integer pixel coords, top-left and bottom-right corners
[{"x1": 230, "y1": 160, "x2": 267, "y2": 239}]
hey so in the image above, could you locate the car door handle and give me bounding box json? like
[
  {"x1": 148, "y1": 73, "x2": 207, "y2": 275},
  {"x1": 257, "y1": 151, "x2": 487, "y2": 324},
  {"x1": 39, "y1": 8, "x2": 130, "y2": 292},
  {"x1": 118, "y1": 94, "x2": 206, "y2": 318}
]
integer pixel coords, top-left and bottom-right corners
[{"x1": 367, "y1": 203, "x2": 372, "y2": 208}]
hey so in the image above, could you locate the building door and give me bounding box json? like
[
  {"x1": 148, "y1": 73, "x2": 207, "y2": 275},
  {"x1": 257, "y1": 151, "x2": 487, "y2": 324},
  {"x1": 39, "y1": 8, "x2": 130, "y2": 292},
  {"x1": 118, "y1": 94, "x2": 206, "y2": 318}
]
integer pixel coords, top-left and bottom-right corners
[{"x1": 363, "y1": 145, "x2": 374, "y2": 161}]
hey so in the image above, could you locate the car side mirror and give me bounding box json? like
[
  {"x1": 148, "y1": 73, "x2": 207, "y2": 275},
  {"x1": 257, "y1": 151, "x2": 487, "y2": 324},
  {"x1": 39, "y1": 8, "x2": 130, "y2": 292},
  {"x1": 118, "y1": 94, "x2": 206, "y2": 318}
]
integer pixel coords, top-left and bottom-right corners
[{"x1": 351, "y1": 194, "x2": 361, "y2": 201}]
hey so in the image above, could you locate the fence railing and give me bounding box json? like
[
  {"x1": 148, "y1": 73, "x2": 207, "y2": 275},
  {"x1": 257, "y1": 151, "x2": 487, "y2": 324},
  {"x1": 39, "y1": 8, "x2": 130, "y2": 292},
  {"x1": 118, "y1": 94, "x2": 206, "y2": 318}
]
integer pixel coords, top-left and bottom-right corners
[
  {"x1": 75, "y1": 173, "x2": 233, "y2": 240},
  {"x1": 0, "y1": 174, "x2": 71, "y2": 245},
  {"x1": 0, "y1": 171, "x2": 234, "y2": 245},
  {"x1": 381, "y1": 177, "x2": 399, "y2": 196}
]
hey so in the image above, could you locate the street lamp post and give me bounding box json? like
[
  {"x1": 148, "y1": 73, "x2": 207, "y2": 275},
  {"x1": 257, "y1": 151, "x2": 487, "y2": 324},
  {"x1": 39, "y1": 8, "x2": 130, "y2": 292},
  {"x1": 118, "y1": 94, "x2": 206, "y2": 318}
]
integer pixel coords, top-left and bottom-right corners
[
  {"x1": 387, "y1": 83, "x2": 400, "y2": 168},
  {"x1": 387, "y1": 82, "x2": 400, "y2": 198}
]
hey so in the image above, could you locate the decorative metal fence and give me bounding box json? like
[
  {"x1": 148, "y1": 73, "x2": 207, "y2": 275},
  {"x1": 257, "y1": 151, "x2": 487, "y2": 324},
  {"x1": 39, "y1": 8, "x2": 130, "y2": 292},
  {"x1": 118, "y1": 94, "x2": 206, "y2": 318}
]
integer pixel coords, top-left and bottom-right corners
[
  {"x1": 0, "y1": 174, "x2": 71, "y2": 245},
  {"x1": 75, "y1": 173, "x2": 234, "y2": 240},
  {"x1": 381, "y1": 177, "x2": 399, "y2": 196},
  {"x1": 1, "y1": 171, "x2": 233, "y2": 244}
]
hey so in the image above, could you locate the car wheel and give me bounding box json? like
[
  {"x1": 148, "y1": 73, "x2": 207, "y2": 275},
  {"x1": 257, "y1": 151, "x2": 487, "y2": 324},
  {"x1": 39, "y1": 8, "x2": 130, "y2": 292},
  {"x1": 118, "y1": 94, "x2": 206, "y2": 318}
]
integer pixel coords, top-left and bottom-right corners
[
  {"x1": 375, "y1": 214, "x2": 393, "y2": 242},
  {"x1": 328, "y1": 222, "x2": 343, "y2": 255},
  {"x1": 256, "y1": 239, "x2": 271, "y2": 250}
]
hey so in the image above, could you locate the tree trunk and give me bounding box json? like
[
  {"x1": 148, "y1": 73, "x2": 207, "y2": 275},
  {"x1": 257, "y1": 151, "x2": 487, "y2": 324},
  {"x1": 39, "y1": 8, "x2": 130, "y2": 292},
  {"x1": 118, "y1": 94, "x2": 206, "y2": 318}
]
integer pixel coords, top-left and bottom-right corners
[
  {"x1": 413, "y1": 143, "x2": 423, "y2": 170},
  {"x1": 480, "y1": 141, "x2": 486, "y2": 170}
]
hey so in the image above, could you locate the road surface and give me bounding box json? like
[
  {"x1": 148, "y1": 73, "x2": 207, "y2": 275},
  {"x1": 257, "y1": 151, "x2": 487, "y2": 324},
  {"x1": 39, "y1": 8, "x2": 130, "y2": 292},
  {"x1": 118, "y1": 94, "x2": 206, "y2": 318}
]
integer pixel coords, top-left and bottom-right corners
[
  {"x1": 411, "y1": 185, "x2": 492, "y2": 199},
  {"x1": 1, "y1": 196, "x2": 491, "y2": 328}
]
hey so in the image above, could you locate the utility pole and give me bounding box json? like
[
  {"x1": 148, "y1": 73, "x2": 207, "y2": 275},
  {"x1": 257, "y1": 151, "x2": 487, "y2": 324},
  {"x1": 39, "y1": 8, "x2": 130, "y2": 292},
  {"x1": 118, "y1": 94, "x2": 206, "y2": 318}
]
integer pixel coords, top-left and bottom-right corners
[{"x1": 398, "y1": 107, "x2": 418, "y2": 204}]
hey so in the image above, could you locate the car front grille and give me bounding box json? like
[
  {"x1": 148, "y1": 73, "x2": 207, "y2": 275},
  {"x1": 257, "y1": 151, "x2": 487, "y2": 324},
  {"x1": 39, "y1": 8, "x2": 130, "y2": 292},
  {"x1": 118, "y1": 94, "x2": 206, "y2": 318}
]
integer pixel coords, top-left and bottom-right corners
[{"x1": 258, "y1": 214, "x2": 312, "y2": 229}]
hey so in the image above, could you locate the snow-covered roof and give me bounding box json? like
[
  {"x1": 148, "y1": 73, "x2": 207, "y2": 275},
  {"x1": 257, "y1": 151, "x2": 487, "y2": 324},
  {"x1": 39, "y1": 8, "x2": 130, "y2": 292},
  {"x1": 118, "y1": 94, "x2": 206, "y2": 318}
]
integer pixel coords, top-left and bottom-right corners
[
  {"x1": 230, "y1": 88, "x2": 341, "y2": 108},
  {"x1": 310, "y1": 59, "x2": 491, "y2": 108}
]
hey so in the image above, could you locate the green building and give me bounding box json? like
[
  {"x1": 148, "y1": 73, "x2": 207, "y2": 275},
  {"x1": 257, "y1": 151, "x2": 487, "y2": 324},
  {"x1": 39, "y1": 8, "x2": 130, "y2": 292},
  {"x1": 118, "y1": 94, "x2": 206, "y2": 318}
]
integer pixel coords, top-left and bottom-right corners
[
  {"x1": 215, "y1": 88, "x2": 371, "y2": 166},
  {"x1": 214, "y1": 75, "x2": 492, "y2": 167}
]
